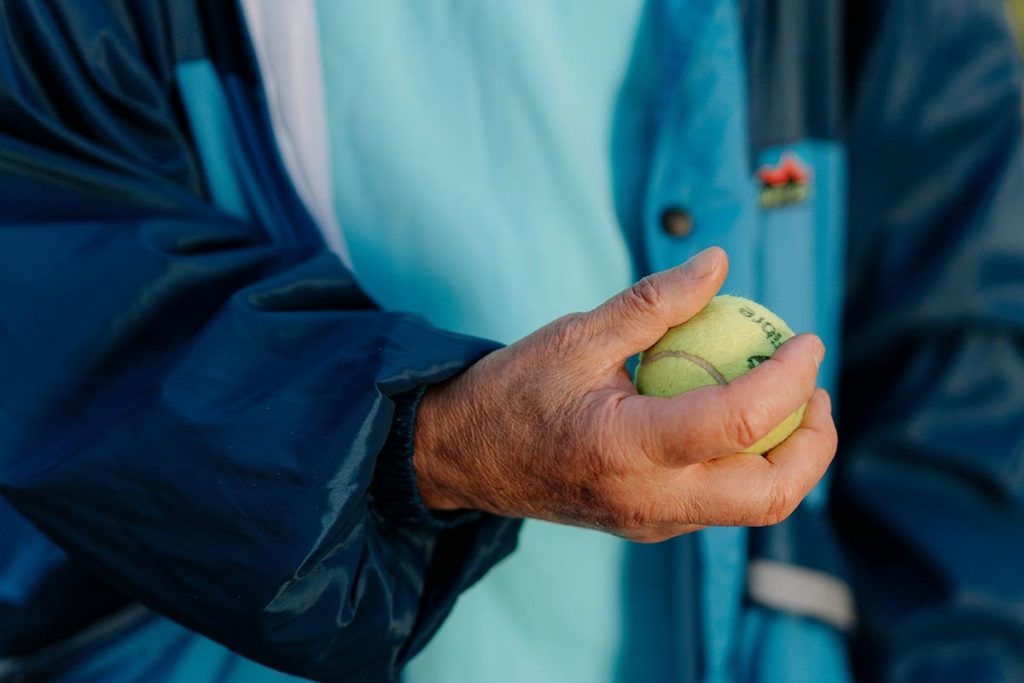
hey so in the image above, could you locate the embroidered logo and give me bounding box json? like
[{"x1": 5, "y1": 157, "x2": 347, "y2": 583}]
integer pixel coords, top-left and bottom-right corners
[{"x1": 757, "y1": 154, "x2": 810, "y2": 208}]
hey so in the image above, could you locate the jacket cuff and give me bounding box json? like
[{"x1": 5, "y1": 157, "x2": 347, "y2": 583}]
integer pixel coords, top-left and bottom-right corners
[{"x1": 370, "y1": 385, "x2": 480, "y2": 531}]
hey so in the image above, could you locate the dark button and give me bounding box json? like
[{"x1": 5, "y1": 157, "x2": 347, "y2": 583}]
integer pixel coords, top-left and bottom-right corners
[{"x1": 660, "y1": 207, "x2": 693, "y2": 237}]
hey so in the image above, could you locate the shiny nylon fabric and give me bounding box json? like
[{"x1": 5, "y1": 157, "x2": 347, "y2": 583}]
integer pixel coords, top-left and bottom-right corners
[
  {"x1": 834, "y1": 1, "x2": 1024, "y2": 680},
  {"x1": 0, "y1": 1, "x2": 519, "y2": 680}
]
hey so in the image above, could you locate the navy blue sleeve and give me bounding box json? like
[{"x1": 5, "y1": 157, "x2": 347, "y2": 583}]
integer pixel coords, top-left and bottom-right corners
[
  {"x1": 836, "y1": 1, "x2": 1024, "y2": 680},
  {"x1": 0, "y1": 2, "x2": 519, "y2": 680}
]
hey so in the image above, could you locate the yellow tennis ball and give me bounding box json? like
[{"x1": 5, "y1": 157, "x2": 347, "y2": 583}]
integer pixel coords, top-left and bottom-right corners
[{"x1": 635, "y1": 295, "x2": 806, "y2": 454}]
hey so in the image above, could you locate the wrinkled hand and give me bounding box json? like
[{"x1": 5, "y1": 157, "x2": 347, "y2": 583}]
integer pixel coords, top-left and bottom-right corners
[{"x1": 413, "y1": 247, "x2": 836, "y2": 542}]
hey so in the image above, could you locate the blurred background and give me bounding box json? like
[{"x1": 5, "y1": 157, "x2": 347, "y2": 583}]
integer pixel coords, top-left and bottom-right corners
[{"x1": 1012, "y1": 0, "x2": 1024, "y2": 55}]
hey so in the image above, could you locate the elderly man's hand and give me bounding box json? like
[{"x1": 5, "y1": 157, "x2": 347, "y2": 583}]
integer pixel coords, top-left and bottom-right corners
[{"x1": 412, "y1": 247, "x2": 836, "y2": 542}]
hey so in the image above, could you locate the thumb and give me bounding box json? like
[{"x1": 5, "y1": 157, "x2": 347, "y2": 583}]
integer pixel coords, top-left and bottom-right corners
[{"x1": 585, "y1": 246, "x2": 727, "y2": 363}]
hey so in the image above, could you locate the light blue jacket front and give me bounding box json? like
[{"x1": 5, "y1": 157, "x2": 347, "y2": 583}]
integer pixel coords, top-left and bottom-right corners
[{"x1": 314, "y1": 1, "x2": 850, "y2": 682}]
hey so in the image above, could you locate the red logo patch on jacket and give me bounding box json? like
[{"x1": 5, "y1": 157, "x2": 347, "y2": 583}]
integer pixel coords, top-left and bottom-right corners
[{"x1": 757, "y1": 154, "x2": 810, "y2": 208}]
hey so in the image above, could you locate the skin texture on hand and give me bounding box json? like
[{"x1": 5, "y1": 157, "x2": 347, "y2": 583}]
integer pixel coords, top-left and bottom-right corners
[{"x1": 413, "y1": 247, "x2": 837, "y2": 542}]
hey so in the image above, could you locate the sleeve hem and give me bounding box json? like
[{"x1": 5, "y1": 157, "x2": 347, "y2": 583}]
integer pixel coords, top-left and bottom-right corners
[{"x1": 370, "y1": 385, "x2": 481, "y2": 531}]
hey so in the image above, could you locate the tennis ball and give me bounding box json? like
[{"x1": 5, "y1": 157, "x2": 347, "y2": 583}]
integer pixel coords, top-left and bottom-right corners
[{"x1": 635, "y1": 295, "x2": 805, "y2": 454}]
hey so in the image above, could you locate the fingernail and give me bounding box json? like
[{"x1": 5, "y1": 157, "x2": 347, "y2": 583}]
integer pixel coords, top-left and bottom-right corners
[
  {"x1": 812, "y1": 338, "x2": 825, "y2": 368},
  {"x1": 682, "y1": 247, "x2": 719, "y2": 280}
]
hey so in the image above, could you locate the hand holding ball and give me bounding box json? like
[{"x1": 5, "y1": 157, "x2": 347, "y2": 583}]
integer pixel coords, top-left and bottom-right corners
[{"x1": 635, "y1": 295, "x2": 806, "y2": 454}]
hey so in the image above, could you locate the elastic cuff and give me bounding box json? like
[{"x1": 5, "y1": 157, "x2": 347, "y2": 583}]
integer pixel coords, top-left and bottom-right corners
[{"x1": 370, "y1": 385, "x2": 481, "y2": 531}]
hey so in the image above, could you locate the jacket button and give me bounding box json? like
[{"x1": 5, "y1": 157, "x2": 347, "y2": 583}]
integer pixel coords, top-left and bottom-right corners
[{"x1": 660, "y1": 207, "x2": 693, "y2": 237}]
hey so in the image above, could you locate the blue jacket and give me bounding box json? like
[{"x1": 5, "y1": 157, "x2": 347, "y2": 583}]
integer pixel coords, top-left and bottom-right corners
[
  {"x1": 0, "y1": 2, "x2": 519, "y2": 680},
  {"x1": 0, "y1": 1, "x2": 1022, "y2": 681}
]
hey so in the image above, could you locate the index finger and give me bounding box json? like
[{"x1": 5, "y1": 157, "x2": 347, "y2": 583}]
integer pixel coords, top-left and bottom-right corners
[
  {"x1": 630, "y1": 333, "x2": 824, "y2": 465},
  {"x1": 681, "y1": 389, "x2": 837, "y2": 527}
]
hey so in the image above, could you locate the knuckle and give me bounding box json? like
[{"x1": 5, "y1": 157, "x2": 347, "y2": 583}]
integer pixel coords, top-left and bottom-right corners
[
  {"x1": 549, "y1": 313, "x2": 589, "y2": 354},
  {"x1": 761, "y1": 478, "x2": 799, "y2": 526},
  {"x1": 625, "y1": 276, "x2": 663, "y2": 316},
  {"x1": 726, "y1": 403, "x2": 769, "y2": 450}
]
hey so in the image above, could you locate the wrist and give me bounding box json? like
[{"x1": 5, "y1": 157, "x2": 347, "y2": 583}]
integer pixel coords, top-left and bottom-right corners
[{"x1": 412, "y1": 382, "x2": 472, "y2": 511}]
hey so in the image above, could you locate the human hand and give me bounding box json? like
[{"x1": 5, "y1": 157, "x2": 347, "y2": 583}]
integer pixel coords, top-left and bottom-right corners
[{"x1": 412, "y1": 247, "x2": 836, "y2": 542}]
